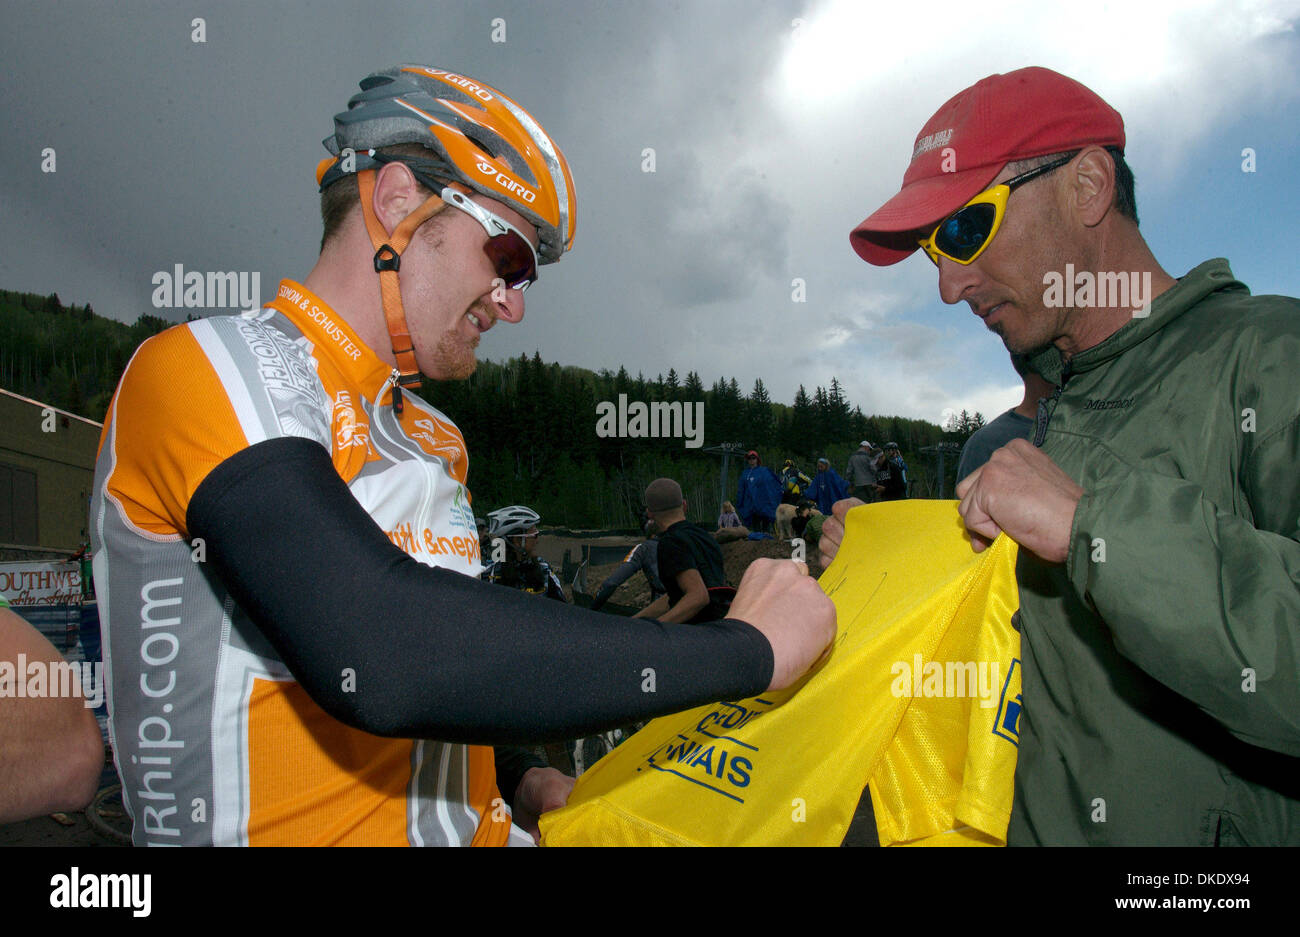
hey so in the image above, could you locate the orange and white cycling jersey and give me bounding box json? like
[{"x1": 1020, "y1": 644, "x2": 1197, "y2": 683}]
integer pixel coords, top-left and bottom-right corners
[{"x1": 90, "y1": 279, "x2": 526, "y2": 846}]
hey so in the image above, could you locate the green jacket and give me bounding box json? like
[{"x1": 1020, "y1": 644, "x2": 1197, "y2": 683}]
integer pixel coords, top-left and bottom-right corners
[{"x1": 1015, "y1": 259, "x2": 1300, "y2": 845}]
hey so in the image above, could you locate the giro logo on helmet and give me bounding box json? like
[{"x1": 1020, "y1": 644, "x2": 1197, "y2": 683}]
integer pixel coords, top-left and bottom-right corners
[
  {"x1": 419, "y1": 67, "x2": 495, "y2": 103},
  {"x1": 482, "y1": 167, "x2": 537, "y2": 204}
]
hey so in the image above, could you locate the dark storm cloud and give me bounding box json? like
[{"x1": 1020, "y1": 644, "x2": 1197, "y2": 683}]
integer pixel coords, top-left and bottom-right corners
[{"x1": 2, "y1": 0, "x2": 1296, "y2": 423}]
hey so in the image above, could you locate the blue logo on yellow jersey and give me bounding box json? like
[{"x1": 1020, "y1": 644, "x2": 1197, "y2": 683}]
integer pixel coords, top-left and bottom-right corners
[{"x1": 993, "y1": 658, "x2": 1021, "y2": 745}]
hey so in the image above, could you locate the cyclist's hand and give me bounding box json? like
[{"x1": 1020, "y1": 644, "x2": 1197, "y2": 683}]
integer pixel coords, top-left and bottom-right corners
[
  {"x1": 727, "y1": 558, "x2": 835, "y2": 692},
  {"x1": 512, "y1": 766, "x2": 575, "y2": 843},
  {"x1": 817, "y1": 497, "x2": 864, "y2": 571}
]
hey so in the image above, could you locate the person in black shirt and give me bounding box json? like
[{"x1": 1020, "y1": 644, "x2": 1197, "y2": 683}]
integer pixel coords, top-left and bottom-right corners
[
  {"x1": 633, "y1": 478, "x2": 732, "y2": 624},
  {"x1": 876, "y1": 443, "x2": 909, "y2": 501}
]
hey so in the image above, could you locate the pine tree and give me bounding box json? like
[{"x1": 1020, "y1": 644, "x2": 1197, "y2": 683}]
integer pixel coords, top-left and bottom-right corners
[
  {"x1": 747, "y1": 378, "x2": 774, "y2": 449},
  {"x1": 787, "y1": 385, "x2": 814, "y2": 456},
  {"x1": 827, "y1": 377, "x2": 852, "y2": 443}
]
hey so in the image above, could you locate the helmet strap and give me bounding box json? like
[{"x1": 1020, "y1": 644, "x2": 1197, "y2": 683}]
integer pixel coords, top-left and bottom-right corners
[{"x1": 355, "y1": 168, "x2": 447, "y2": 395}]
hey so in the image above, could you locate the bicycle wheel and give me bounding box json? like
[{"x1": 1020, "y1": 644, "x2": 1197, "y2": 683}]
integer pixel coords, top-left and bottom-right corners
[
  {"x1": 576, "y1": 734, "x2": 616, "y2": 776},
  {"x1": 86, "y1": 783, "x2": 132, "y2": 845}
]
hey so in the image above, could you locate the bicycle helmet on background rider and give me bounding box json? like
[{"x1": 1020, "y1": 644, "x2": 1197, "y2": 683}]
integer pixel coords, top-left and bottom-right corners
[
  {"x1": 315, "y1": 65, "x2": 578, "y2": 397},
  {"x1": 482, "y1": 506, "x2": 565, "y2": 602},
  {"x1": 487, "y1": 505, "x2": 541, "y2": 543}
]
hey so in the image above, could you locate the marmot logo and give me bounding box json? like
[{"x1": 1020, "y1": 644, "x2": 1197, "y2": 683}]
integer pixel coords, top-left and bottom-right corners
[{"x1": 1082, "y1": 397, "x2": 1135, "y2": 411}]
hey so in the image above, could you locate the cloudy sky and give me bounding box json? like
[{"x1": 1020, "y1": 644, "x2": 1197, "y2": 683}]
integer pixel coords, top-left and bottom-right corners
[{"x1": 3, "y1": 0, "x2": 1298, "y2": 426}]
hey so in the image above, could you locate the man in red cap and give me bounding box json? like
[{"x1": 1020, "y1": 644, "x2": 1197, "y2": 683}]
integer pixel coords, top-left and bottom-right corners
[{"x1": 822, "y1": 67, "x2": 1300, "y2": 845}]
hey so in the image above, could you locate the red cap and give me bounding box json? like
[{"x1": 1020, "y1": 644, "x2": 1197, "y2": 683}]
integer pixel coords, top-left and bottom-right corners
[{"x1": 850, "y1": 67, "x2": 1125, "y2": 266}]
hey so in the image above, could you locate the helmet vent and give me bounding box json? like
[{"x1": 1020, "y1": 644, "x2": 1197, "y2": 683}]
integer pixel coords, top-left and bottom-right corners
[{"x1": 465, "y1": 132, "x2": 497, "y2": 159}]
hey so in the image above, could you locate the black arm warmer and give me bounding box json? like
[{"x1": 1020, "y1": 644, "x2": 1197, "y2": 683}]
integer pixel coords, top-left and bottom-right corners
[{"x1": 186, "y1": 437, "x2": 773, "y2": 745}]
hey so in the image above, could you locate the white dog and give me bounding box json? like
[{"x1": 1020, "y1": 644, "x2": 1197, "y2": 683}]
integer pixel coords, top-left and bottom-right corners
[{"x1": 774, "y1": 503, "x2": 821, "y2": 541}]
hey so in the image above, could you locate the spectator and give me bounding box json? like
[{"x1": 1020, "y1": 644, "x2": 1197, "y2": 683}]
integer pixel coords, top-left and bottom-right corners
[
  {"x1": 846, "y1": 441, "x2": 884, "y2": 504},
  {"x1": 791, "y1": 500, "x2": 817, "y2": 539},
  {"x1": 634, "y1": 478, "x2": 731, "y2": 624},
  {"x1": 837, "y1": 66, "x2": 1300, "y2": 844},
  {"x1": 715, "y1": 501, "x2": 750, "y2": 544},
  {"x1": 802, "y1": 510, "x2": 828, "y2": 553},
  {"x1": 780, "y1": 460, "x2": 812, "y2": 505},
  {"x1": 735, "y1": 450, "x2": 782, "y2": 534},
  {"x1": 805, "y1": 457, "x2": 849, "y2": 515},
  {"x1": 876, "y1": 443, "x2": 909, "y2": 501}
]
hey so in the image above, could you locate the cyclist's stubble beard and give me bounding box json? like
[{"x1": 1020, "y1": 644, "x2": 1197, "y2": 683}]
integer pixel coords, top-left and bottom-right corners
[
  {"x1": 429, "y1": 308, "x2": 483, "y2": 381},
  {"x1": 405, "y1": 209, "x2": 489, "y2": 382}
]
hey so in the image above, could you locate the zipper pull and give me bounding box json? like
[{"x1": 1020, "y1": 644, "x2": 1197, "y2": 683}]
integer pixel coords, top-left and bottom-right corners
[
  {"x1": 1033, "y1": 360, "x2": 1072, "y2": 447},
  {"x1": 389, "y1": 370, "x2": 404, "y2": 415}
]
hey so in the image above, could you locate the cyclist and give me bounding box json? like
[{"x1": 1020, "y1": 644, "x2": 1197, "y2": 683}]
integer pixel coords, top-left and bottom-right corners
[
  {"x1": 481, "y1": 506, "x2": 566, "y2": 602},
  {"x1": 590, "y1": 517, "x2": 665, "y2": 613},
  {"x1": 90, "y1": 63, "x2": 834, "y2": 846},
  {"x1": 480, "y1": 506, "x2": 574, "y2": 775}
]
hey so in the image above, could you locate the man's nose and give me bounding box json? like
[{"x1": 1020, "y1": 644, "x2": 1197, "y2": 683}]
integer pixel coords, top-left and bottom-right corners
[
  {"x1": 495, "y1": 284, "x2": 525, "y2": 323},
  {"x1": 937, "y1": 256, "x2": 982, "y2": 306}
]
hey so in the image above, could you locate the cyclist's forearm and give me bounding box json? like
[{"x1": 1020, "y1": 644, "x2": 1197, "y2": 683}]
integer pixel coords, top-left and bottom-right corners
[{"x1": 188, "y1": 438, "x2": 774, "y2": 744}]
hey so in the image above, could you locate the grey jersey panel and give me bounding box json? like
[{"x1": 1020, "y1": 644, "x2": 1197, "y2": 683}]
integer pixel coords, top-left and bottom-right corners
[{"x1": 92, "y1": 418, "x2": 223, "y2": 845}]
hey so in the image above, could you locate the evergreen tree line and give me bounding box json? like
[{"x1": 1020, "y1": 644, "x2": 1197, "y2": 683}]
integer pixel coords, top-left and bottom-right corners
[
  {"x1": 423, "y1": 354, "x2": 982, "y2": 529},
  {"x1": 0, "y1": 291, "x2": 986, "y2": 528},
  {"x1": 0, "y1": 290, "x2": 172, "y2": 419}
]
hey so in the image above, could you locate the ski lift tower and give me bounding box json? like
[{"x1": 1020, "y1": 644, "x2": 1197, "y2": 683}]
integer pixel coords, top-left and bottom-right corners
[
  {"x1": 920, "y1": 441, "x2": 962, "y2": 498},
  {"x1": 703, "y1": 442, "x2": 749, "y2": 510}
]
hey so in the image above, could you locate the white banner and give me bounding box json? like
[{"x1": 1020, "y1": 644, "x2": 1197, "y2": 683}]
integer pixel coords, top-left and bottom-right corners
[{"x1": 0, "y1": 560, "x2": 83, "y2": 607}]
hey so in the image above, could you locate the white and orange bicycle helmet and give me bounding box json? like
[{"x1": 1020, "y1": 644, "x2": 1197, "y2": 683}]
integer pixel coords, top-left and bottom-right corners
[{"x1": 316, "y1": 65, "x2": 577, "y2": 397}]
